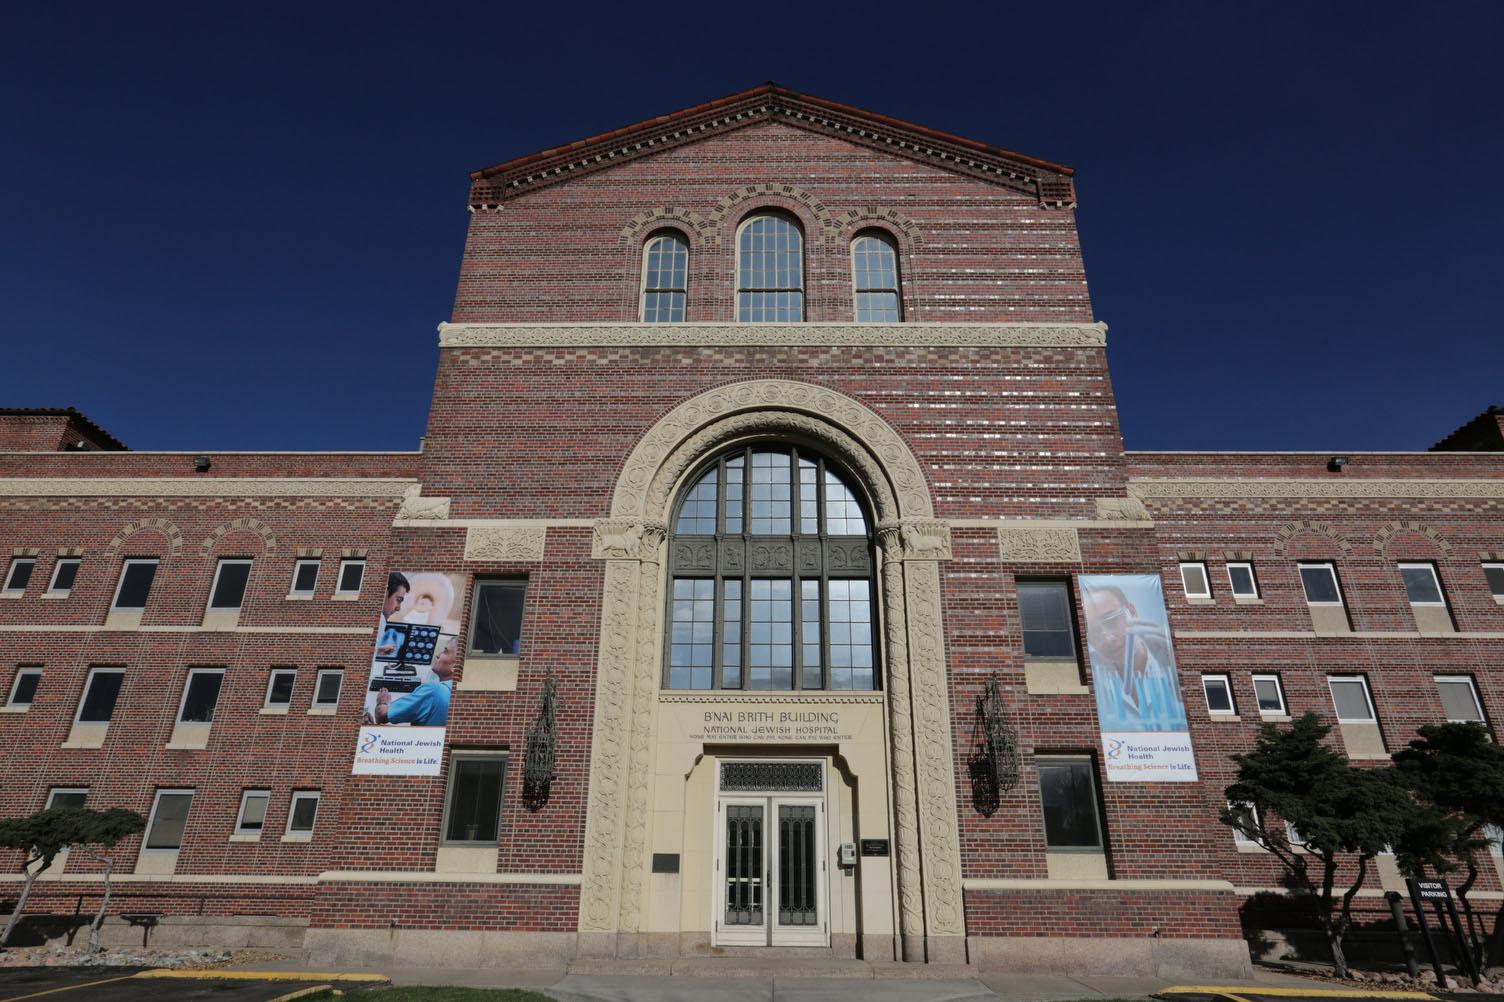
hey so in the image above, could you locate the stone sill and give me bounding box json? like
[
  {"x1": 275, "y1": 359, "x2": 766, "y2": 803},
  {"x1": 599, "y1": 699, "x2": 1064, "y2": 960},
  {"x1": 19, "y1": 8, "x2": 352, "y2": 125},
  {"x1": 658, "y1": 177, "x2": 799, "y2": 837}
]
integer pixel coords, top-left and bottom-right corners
[
  {"x1": 1350, "y1": 753, "x2": 1393, "y2": 761},
  {"x1": 1208, "y1": 714, "x2": 1241, "y2": 722},
  {"x1": 40, "y1": 592, "x2": 71, "y2": 600},
  {"x1": 229, "y1": 834, "x2": 261, "y2": 843},
  {"x1": 318, "y1": 869, "x2": 582, "y2": 885},
  {"x1": 281, "y1": 833, "x2": 313, "y2": 844},
  {"x1": 259, "y1": 705, "x2": 290, "y2": 716},
  {"x1": 308, "y1": 706, "x2": 338, "y2": 716},
  {"x1": 1, "y1": 705, "x2": 29, "y2": 714},
  {"x1": 285, "y1": 594, "x2": 313, "y2": 601},
  {"x1": 331, "y1": 594, "x2": 362, "y2": 602},
  {"x1": 1258, "y1": 713, "x2": 1292, "y2": 723},
  {"x1": 1185, "y1": 597, "x2": 1215, "y2": 606},
  {"x1": 1232, "y1": 596, "x2": 1264, "y2": 605},
  {"x1": 1235, "y1": 843, "x2": 1269, "y2": 854},
  {"x1": 0, "y1": 592, "x2": 22, "y2": 600},
  {"x1": 962, "y1": 877, "x2": 1235, "y2": 893}
]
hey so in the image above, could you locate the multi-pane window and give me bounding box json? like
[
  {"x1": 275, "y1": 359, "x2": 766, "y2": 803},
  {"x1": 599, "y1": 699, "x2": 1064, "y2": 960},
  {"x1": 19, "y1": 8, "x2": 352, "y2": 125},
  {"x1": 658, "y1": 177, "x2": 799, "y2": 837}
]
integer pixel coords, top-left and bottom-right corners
[
  {"x1": 47, "y1": 788, "x2": 88, "y2": 811},
  {"x1": 1037, "y1": 758, "x2": 1104, "y2": 850},
  {"x1": 1398, "y1": 563, "x2": 1446, "y2": 606},
  {"x1": 3, "y1": 557, "x2": 35, "y2": 594},
  {"x1": 77, "y1": 668, "x2": 125, "y2": 722},
  {"x1": 1328, "y1": 675, "x2": 1377, "y2": 722},
  {"x1": 290, "y1": 559, "x2": 320, "y2": 596},
  {"x1": 1486, "y1": 563, "x2": 1504, "y2": 602},
  {"x1": 641, "y1": 231, "x2": 689, "y2": 323},
  {"x1": 666, "y1": 446, "x2": 873, "y2": 691},
  {"x1": 1228, "y1": 800, "x2": 1262, "y2": 847},
  {"x1": 1179, "y1": 562, "x2": 1211, "y2": 599},
  {"x1": 208, "y1": 558, "x2": 252, "y2": 610},
  {"x1": 143, "y1": 790, "x2": 194, "y2": 851},
  {"x1": 112, "y1": 559, "x2": 159, "y2": 610},
  {"x1": 469, "y1": 580, "x2": 527, "y2": 657},
  {"x1": 442, "y1": 753, "x2": 506, "y2": 844},
  {"x1": 737, "y1": 214, "x2": 804, "y2": 322},
  {"x1": 1201, "y1": 674, "x2": 1235, "y2": 715},
  {"x1": 1436, "y1": 676, "x2": 1486, "y2": 724},
  {"x1": 1017, "y1": 580, "x2": 1078, "y2": 659},
  {"x1": 1227, "y1": 562, "x2": 1259, "y2": 599},
  {"x1": 7, "y1": 668, "x2": 41, "y2": 708},
  {"x1": 235, "y1": 790, "x2": 270, "y2": 835},
  {"x1": 177, "y1": 669, "x2": 224, "y2": 723},
  {"x1": 1297, "y1": 563, "x2": 1343, "y2": 605},
  {"x1": 286, "y1": 791, "x2": 320, "y2": 836},
  {"x1": 264, "y1": 669, "x2": 296, "y2": 708},
  {"x1": 335, "y1": 559, "x2": 365, "y2": 596},
  {"x1": 1251, "y1": 674, "x2": 1287, "y2": 715},
  {"x1": 851, "y1": 231, "x2": 900, "y2": 321},
  {"x1": 48, "y1": 558, "x2": 80, "y2": 595}
]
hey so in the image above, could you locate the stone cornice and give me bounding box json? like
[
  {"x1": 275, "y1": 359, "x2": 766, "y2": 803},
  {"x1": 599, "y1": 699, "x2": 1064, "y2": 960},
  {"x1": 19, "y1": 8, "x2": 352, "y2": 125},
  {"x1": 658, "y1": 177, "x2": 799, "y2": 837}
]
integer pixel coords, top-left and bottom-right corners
[
  {"x1": 1129, "y1": 478, "x2": 1504, "y2": 500},
  {"x1": 0, "y1": 477, "x2": 416, "y2": 498},
  {"x1": 437, "y1": 322, "x2": 1107, "y2": 349}
]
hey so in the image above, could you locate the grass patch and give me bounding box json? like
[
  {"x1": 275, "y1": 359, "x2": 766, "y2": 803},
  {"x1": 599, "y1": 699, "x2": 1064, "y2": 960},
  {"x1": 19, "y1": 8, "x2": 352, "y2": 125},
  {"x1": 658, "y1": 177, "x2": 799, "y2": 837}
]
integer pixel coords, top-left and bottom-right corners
[{"x1": 323, "y1": 989, "x2": 555, "y2": 1002}]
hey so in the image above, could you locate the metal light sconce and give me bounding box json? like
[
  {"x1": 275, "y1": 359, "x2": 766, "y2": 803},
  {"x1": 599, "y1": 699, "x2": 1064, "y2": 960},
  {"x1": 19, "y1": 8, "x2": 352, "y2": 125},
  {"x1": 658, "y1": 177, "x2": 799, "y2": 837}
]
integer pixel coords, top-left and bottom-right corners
[
  {"x1": 522, "y1": 673, "x2": 561, "y2": 811},
  {"x1": 967, "y1": 672, "x2": 1020, "y2": 816}
]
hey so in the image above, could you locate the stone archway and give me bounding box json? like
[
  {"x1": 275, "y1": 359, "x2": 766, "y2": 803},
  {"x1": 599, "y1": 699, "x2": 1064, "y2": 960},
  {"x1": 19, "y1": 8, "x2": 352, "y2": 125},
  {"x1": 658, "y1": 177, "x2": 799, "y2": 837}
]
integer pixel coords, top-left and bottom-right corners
[{"x1": 578, "y1": 380, "x2": 965, "y2": 963}]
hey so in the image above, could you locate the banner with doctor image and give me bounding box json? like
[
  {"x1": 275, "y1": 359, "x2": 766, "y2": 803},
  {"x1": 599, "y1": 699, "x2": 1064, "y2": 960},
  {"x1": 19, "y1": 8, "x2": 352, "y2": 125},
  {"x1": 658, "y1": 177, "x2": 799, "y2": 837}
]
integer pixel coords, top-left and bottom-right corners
[
  {"x1": 1079, "y1": 574, "x2": 1198, "y2": 783},
  {"x1": 351, "y1": 569, "x2": 466, "y2": 776}
]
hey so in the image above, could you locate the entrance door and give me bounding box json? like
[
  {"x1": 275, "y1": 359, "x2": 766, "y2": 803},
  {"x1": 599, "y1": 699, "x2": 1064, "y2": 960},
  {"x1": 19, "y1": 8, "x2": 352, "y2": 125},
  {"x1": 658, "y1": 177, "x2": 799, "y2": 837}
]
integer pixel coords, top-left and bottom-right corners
[{"x1": 715, "y1": 792, "x2": 827, "y2": 946}]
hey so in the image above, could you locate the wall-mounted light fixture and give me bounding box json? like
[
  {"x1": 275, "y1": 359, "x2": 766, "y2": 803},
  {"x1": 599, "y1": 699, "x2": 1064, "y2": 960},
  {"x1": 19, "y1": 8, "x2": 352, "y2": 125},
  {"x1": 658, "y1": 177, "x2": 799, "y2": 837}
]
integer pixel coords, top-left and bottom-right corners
[
  {"x1": 1327, "y1": 456, "x2": 1349, "y2": 473},
  {"x1": 193, "y1": 455, "x2": 211, "y2": 472}
]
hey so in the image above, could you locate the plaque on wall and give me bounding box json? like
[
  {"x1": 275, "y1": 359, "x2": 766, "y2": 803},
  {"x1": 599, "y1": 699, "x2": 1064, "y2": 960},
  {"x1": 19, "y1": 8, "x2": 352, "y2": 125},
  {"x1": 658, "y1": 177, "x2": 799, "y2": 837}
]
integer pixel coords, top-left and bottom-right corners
[{"x1": 859, "y1": 838, "x2": 890, "y2": 857}]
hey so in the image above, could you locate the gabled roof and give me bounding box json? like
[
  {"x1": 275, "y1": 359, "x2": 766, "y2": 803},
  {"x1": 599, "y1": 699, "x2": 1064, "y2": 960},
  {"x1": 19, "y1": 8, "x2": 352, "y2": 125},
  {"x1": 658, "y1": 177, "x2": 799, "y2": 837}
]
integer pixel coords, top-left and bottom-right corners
[
  {"x1": 469, "y1": 83, "x2": 1077, "y2": 209},
  {"x1": 0, "y1": 407, "x2": 127, "y2": 450}
]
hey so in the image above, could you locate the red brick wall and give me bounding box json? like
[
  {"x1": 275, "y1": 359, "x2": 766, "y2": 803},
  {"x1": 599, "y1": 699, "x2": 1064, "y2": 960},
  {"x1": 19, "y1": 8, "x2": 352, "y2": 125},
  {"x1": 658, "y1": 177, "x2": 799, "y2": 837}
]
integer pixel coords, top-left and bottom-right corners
[
  {"x1": 312, "y1": 881, "x2": 578, "y2": 932},
  {"x1": 0, "y1": 414, "x2": 76, "y2": 452},
  {"x1": 965, "y1": 888, "x2": 1243, "y2": 939}
]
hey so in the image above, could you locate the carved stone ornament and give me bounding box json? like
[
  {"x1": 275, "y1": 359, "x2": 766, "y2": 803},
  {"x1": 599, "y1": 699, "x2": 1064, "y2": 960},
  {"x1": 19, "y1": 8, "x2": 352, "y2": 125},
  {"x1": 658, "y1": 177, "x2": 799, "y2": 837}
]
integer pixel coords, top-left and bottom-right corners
[
  {"x1": 898, "y1": 520, "x2": 952, "y2": 561},
  {"x1": 106, "y1": 517, "x2": 184, "y2": 556},
  {"x1": 201, "y1": 516, "x2": 278, "y2": 556},
  {"x1": 438, "y1": 322, "x2": 1108, "y2": 350},
  {"x1": 997, "y1": 526, "x2": 1082, "y2": 563},
  {"x1": 464, "y1": 525, "x2": 547, "y2": 562},
  {"x1": 395, "y1": 485, "x2": 451, "y2": 521},
  {"x1": 1094, "y1": 496, "x2": 1151, "y2": 522},
  {"x1": 591, "y1": 520, "x2": 667, "y2": 561}
]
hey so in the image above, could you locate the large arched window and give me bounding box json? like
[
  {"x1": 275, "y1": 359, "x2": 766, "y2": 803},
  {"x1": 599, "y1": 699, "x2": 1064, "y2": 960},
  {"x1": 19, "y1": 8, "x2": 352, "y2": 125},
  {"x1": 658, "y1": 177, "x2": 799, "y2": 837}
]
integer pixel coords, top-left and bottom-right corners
[
  {"x1": 641, "y1": 230, "x2": 689, "y2": 322},
  {"x1": 851, "y1": 231, "x2": 901, "y2": 322},
  {"x1": 666, "y1": 446, "x2": 875, "y2": 691},
  {"x1": 736, "y1": 214, "x2": 804, "y2": 322}
]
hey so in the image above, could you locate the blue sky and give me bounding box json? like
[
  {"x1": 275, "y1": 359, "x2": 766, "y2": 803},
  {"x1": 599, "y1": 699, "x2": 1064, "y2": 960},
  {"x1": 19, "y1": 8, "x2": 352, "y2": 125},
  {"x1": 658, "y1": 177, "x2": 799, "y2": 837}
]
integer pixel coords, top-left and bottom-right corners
[{"x1": 4, "y1": 2, "x2": 1500, "y2": 452}]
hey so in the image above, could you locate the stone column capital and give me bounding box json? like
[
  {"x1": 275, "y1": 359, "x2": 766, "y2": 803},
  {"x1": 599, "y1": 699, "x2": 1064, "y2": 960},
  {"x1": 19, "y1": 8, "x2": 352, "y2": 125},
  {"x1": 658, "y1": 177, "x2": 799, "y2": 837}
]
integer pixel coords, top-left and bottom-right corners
[
  {"x1": 876, "y1": 519, "x2": 952, "y2": 562},
  {"x1": 591, "y1": 519, "x2": 667, "y2": 560}
]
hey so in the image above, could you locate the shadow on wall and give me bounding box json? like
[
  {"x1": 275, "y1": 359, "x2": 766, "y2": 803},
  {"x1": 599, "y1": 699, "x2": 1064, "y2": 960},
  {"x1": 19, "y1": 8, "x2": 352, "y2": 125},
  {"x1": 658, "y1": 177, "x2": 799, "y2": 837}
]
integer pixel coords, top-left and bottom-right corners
[{"x1": 1239, "y1": 890, "x2": 1485, "y2": 968}]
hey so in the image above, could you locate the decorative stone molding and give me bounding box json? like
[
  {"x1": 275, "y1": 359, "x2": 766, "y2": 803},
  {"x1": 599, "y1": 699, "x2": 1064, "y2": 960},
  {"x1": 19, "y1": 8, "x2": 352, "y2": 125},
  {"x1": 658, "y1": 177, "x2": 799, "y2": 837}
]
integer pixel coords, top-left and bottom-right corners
[
  {"x1": 830, "y1": 206, "x2": 923, "y2": 246},
  {"x1": 465, "y1": 525, "x2": 548, "y2": 562},
  {"x1": 0, "y1": 478, "x2": 414, "y2": 498},
  {"x1": 656, "y1": 692, "x2": 883, "y2": 704},
  {"x1": 56, "y1": 547, "x2": 84, "y2": 557},
  {"x1": 296, "y1": 547, "x2": 323, "y2": 558},
  {"x1": 1130, "y1": 478, "x2": 1504, "y2": 500},
  {"x1": 888, "y1": 520, "x2": 952, "y2": 561},
  {"x1": 437, "y1": 322, "x2": 1107, "y2": 349},
  {"x1": 1274, "y1": 520, "x2": 1352, "y2": 557},
  {"x1": 106, "y1": 517, "x2": 184, "y2": 556},
  {"x1": 340, "y1": 547, "x2": 368, "y2": 559},
  {"x1": 708, "y1": 182, "x2": 837, "y2": 239},
  {"x1": 11, "y1": 547, "x2": 40, "y2": 557},
  {"x1": 591, "y1": 520, "x2": 666, "y2": 561},
  {"x1": 395, "y1": 486, "x2": 451, "y2": 522},
  {"x1": 201, "y1": 517, "x2": 277, "y2": 556},
  {"x1": 997, "y1": 526, "x2": 1082, "y2": 563},
  {"x1": 1094, "y1": 496, "x2": 1151, "y2": 522},
  {"x1": 618, "y1": 207, "x2": 713, "y2": 244},
  {"x1": 1373, "y1": 521, "x2": 1451, "y2": 559}
]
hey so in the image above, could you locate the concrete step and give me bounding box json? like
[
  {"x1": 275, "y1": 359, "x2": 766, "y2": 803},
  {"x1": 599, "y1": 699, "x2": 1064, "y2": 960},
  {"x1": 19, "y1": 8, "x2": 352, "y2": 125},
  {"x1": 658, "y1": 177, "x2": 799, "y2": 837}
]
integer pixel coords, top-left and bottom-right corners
[{"x1": 566, "y1": 956, "x2": 979, "y2": 980}]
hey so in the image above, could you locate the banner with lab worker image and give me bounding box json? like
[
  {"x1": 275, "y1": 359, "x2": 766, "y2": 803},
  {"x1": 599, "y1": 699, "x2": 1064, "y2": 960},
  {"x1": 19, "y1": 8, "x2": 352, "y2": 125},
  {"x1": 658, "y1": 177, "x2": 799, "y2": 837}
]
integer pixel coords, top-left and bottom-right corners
[
  {"x1": 1079, "y1": 574, "x2": 1198, "y2": 782},
  {"x1": 351, "y1": 570, "x2": 466, "y2": 776}
]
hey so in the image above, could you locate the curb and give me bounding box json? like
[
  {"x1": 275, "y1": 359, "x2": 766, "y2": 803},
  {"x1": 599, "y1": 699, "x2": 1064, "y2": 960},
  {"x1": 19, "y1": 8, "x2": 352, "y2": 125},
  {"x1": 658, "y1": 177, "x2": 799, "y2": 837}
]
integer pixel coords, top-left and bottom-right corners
[
  {"x1": 269, "y1": 988, "x2": 335, "y2": 1002},
  {"x1": 1161, "y1": 988, "x2": 1438, "y2": 1001},
  {"x1": 132, "y1": 969, "x2": 388, "y2": 983}
]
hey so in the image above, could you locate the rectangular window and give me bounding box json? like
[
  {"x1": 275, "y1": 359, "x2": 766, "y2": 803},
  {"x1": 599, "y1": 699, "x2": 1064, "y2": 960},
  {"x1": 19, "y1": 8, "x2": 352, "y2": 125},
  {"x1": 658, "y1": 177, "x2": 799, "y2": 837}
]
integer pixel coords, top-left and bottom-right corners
[
  {"x1": 335, "y1": 559, "x2": 365, "y2": 596},
  {"x1": 1485, "y1": 563, "x2": 1504, "y2": 601},
  {"x1": 1398, "y1": 563, "x2": 1446, "y2": 606},
  {"x1": 1251, "y1": 674, "x2": 1287, "y2": 715},
  {"x1": 1328, "y1": 675, "x2": 1376, "y2": 723},
  {"x1": 264, "y1": 669, "x2": 296, "y2": 708},
  {"x1": 286, "y1": 791, "x2": 320, "y2": 836},
  {"x1": 47, "y1": 788, "x2": 88, "y2": 811},
  {"x1": 1228, "y1": 800, "x2": 1261, "y2": 847},
  {"x1": 47, "y1": 558, "x2": 81, "y2": 595},
  {"x1": 76, "y1": 668, "x2": 125, "y2": 723},
  {"x1": 1227, "y1": 562, "x2": 1259, "y2": 599},
  {"x1": 313, "y1": 669, "x2": 342, "y2": 707},
  {"x1": 1179, "y1": 562, "x2": 1211, "y2": 599},
  {"x1": 721, "y1": 579, "x2": 742, "y2": 690},
  {"x1": 1201, "y1": 674, "x2": 1236, "y2": 715},
  {"x1": 1298, "y1": 563, "x2": 1343, "y2": 605},
  {"x1": 800, "y1": 579, "x2": 823, "y2": 690},
  {"x1": 469, "y1": 579, "x2": 527, "y2": 657},
  {"x1": 176, "y1": 668, "x2": 224, "y2": 723},
  {"x1": 235, "y1": 790, "x2": 270, "y2": 835},
  {"x1": 827, "y1": 579, "x2": 874, "y2": 691},
  {"x1": 1285, "y1": 820, "x2": 1307, "y2": 848},
  {"x1": 290, "y1": 559, "x2": 320, "y2": 596},
  {"x1": 208, "y1": 558, "x2": 252, "y2": 610},
  {"x1": 112, "y1": 559, "x2": 159, "y2": 610},
  {"x1": 3, "y1": 557, "x2": 36, "y2": 594},
  {"x1": 143, "y1": 790, "x2": 194, "y2": 851},
  {"x1": 747, "y1": 578, "x2": 794, "y2": 690},
  {"x1": 442, "y1": 753, "x2": 506, "y2": 845},
  {"x1": 1037, "y1": 757, "x2": 1104, "y2": 850},
  {"x1": 1017, "y1": 580, "x2": 1077, "y2": 659},
  {"x1": 1436, "y1": 675, "x2": 1486, "y2": 724},
  {"x1": 7, "y1": 668, "x2": 41, "y2": 708}
]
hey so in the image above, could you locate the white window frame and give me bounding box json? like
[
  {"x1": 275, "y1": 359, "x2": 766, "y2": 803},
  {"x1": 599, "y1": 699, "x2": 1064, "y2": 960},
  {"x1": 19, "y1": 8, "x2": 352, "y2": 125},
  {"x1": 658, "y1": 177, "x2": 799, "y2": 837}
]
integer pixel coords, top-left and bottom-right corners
[
  {"x1": 1201, "y1": 674, "x2": 1236, "y2": 716},
  {"x1": 289, "y1": 558, "x2": 321, "y2": 597},
  {"x1": 285, "y1": 790, "x2": 321, "y2": 837},
  {"x1": 735, "y1": 212, "x2": 806, "y2": 323},
  {"x1": 175, "y1": 667, "x2": 225, "y2": 724},
  {"x1": 3, "y1": 557, "x2": 36, "y2": 594},
  {"x1": 7, "y1": 667, "x2": 42, "y2": 708},
  {"x1": 234, "y1": 790, "x2": 271, "y2": 837},
  {"x1": 264, "y1": 669, "x2": 297, "y2": 708},
  {"x1": 1297, "y1": 562, "x2": 1344, "y2": 606},
  {"x1": 849, "y1": 230, "x2": 902, "y2": 322},
  {"x1": 313, "y1": 669, "x2": 342, "y2": 707},
  {"x1": 1226, "y1": 561, "x2": 1259, "y2": 599},
  {"x1": 334, "y1": 558, "x2": 366, "y2": 597},
  {"x1": 1398, "y1": 562, "x2": 1446, "y2": 607},
  {"x1": 1285, "y1": 820, "x2": 1308, "y2": 849},
  {"x1": 75, "y1": 667, "x2": 125, "y2": 724},
  {"x1": 1435, "y1": 675, "x2": 1486, "y2": 724},
  {"x1": 207, "y1": 558, "x2": 253, "y2": 611},
  {"x1": 639, "y1": 229, "x2": 690, "y2": 323},
  {"x1": 47, "y1": 787, "x2": 89, "y2": 810},
  {"x1": 111, "y1": 558, "x2": 159, "y2": 610},
  {"x1": 1485, "y1": 562, "x2": 1504, "y2": 603},
  {"x1": 1179, "y1": 561, "x2": 1212, "y2": 600},
  {"x1": 142, "y1": 788, "x2": 195, "y2": 852},
  {"x1": 1228, "y1": 800, "x2": 1262, "y2": 847},
  {"x1": 1328, "y1": 674, "x2": 1377, "y2": 723},
  {"x1": 46, "y1": 557, "x2": 81, "y2": 596},
  {"x1": 1251, "y1": 673, "x2": 1287, "y2": 716}
]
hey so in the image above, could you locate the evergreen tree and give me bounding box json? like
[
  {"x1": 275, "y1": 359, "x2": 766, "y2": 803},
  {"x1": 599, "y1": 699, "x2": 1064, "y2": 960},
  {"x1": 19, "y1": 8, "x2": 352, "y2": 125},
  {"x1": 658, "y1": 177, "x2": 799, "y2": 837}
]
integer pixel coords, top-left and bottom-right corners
[{"x1": 0, "y1": 807, "x2": 144, "y2": 949}]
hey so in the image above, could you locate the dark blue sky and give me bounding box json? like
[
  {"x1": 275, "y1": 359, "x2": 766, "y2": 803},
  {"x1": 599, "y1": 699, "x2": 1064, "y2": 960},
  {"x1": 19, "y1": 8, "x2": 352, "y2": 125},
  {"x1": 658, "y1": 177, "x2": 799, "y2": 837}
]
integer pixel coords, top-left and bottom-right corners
[{"x1": 5, "y1": 3, "x2": 1500, "y2": 453}]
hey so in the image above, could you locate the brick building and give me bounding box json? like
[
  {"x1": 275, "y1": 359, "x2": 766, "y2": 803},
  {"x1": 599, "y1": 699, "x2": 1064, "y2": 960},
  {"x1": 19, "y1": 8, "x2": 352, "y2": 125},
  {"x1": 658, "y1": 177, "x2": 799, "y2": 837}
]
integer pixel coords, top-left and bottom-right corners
[{"x1": 3, "y1": 84, "x2": 1502, "y2": 977}]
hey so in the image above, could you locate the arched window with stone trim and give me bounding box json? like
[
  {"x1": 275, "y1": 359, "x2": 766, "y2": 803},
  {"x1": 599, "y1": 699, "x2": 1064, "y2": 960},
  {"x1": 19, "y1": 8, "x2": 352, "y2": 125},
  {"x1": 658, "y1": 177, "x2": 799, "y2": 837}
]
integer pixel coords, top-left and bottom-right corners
[
  {"x1": 641, "y1": 230, "x2": 689, "y2": 322},
  {"x1": 736, "y1": 213, "x2": 804, "y2": 322},
  {"x1": 850, "y1": 230, "x2": 901, "y2": 322},
  {"x1": 666, "y1": 445, "x2": 875, "y2": 691}
]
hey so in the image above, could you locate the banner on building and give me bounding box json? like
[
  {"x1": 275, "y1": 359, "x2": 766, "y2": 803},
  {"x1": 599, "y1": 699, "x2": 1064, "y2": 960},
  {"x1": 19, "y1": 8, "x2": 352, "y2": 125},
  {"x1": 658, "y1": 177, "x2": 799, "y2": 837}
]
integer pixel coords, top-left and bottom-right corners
[
  {"x1": 351, "y1": 569, "x2": 466, "y2": 776},
  {"x1": 1079, "y1": 574, "x2": 1197, "y2": 782}
]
